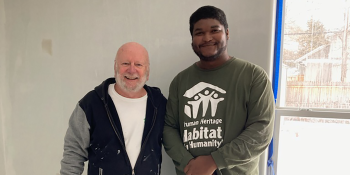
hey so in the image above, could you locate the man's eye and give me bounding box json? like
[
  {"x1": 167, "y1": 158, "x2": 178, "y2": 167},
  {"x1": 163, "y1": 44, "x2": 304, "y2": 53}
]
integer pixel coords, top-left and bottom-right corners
[
  {"x1": 135, "y1": 64, "x2": 143, "y2": 67},
  {"x1": 195, "y1": 32, "x2": 203, "y2": 36},
  {"x1": 122, "y1": 63, "x2": 130, "y2": 66}
]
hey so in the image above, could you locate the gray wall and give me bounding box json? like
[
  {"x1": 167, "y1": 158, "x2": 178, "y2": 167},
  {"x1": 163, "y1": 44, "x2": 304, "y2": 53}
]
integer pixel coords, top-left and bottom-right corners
[{"x1": 0, "y1": 0, "x2": 276, "y2": 175}]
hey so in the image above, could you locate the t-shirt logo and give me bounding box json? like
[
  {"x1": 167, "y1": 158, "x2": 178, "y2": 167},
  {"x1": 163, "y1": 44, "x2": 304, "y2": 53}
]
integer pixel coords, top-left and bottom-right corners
[{"x1": 183, "y1": 82, "x2": 226, "y2": 119}]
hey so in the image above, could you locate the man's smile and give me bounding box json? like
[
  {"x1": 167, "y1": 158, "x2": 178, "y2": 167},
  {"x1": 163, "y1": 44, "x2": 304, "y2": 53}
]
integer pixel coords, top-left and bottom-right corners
[
  {"x1": 124, "y1": 75, "x2": 139, "y2": 80},
  {"x1": 200, "y1": 42, "x2": 217, "y2": 48}
]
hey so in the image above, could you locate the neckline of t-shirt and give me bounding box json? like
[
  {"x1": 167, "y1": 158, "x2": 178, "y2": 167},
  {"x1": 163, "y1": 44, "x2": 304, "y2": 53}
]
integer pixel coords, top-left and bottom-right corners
[
  {"x1": 194, "y1": 57, "x2": 236, "y2": 72},
  {"x1": 108, "y1": 84, "x2": 148, "y2": 102}
]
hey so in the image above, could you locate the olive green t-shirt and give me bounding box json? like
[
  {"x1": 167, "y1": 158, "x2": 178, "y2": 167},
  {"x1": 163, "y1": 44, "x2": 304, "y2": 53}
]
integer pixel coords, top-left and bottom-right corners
[{"x1": 163, "y1": 58, "x2": 275, "y2": 175}]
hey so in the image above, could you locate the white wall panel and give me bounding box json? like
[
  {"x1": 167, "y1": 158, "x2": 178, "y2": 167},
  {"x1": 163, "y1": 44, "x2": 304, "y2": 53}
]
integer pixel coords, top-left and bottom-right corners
[{"x1": 0, "y1": 0, "x2": 275, "y2": 174}]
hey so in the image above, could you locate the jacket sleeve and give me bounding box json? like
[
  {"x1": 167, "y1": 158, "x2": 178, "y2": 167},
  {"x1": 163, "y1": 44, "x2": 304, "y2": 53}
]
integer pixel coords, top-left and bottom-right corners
[
  {"x1": 211, "y1": 67, "x2": 275, "y2": 170},
  {"x1": 60, "y1": 103, "x2": 90, "y2": 175},
  {"x1": 163, "y1": 77, "x2": 194, "y2": 173}
]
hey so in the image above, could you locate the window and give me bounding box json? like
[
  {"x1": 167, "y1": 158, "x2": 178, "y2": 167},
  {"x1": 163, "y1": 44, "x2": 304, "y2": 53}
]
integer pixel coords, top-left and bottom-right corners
[
  {"x1": 272, "y1": 0, "x2": 350, "y2": 174},
  {"x1": 280, "y1": 0, "x2": 350, "y2": 109}
]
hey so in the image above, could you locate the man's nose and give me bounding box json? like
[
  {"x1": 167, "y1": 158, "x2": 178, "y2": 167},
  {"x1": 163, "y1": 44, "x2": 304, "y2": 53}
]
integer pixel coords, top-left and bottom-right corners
[
  {"x1": 127, "y1": 64, "x2": 136, "y2": 73},
  {"x1": 203, "y1": 33, "x2": 213, "y2": 42}
]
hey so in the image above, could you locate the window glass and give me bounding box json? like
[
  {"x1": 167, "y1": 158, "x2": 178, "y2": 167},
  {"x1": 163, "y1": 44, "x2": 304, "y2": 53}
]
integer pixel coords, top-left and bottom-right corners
[
  {"x1": 277, "y1": 116, "x2": 350, "y2": 175},
  {"x1": 280, "y1": 0, "x2": 350, "y2": 109}
]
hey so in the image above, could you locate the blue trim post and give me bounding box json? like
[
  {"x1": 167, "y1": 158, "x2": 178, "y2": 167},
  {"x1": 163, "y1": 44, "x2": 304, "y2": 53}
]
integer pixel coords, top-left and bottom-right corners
[
  {"x1": 273, "y1": 0, "x2": 283, "y2": 102},
  {"x1": 268, "y1": 0, "x2": 283, "y2": 175}
]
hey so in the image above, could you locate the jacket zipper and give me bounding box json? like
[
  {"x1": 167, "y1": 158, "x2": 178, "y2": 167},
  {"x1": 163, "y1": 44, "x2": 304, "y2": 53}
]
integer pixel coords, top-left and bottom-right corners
[
  {"x1": 157, "y1": 163, "x2": 160, "y2": 175},
  {"x1": 141, "y1": 107, "x2": 157, "y2": 149},
  {"x1": 103, "y1": 103, "x2": 134, "y2": 173},
  {"x1": 99, "y1": 168, "x2": 103, "y2": 175},
  {"x1": 103, "y1": 103, "x2": 125, "y2": 148},
  {"x1": 133, "y1": 107, "x2": 158, "y2": 175},
  {"x1": 103, "y1": 92, "x2": 159, "y2": 175}
]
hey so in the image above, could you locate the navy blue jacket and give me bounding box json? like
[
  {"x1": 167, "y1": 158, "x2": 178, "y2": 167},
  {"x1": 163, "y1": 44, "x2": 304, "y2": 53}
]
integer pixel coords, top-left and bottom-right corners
[{"x1": 61, "y1": 78, "x2": 167, "y2": 175}]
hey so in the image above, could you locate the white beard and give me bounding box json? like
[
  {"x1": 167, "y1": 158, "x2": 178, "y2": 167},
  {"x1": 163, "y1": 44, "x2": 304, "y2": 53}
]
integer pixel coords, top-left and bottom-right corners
[{"x1": 115, "y1": 72, "x2": 147, "y2": 92}]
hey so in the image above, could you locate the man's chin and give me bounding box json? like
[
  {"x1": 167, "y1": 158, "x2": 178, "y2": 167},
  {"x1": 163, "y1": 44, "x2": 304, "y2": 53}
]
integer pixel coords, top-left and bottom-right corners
[
  {"x1": 124, "y1": 82, "x2": 145, "y2": 92},
  {"x1": 124, "y1": 85, "x2": 139, "y2": 92},
  {"x1": 194, "y1": 50, "x2": 219, "y2": 61},
  {"x1": 199, "y1": 55, "x2": 218, "y2": 61}
]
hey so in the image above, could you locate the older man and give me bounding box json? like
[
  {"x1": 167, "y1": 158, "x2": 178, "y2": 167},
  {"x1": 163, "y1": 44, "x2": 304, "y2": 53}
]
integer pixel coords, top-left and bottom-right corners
[{"x1": 60, "y1": 42, "x2": 167, "y2": 175}]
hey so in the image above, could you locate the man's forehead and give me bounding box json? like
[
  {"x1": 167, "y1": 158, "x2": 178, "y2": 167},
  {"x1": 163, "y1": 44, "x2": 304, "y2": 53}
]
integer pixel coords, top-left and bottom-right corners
[
  {"x1": 115, "y1": 43, "x2": 149, "y2": 63},
  {"x1": 116, "y1": 42, "x2": 148, "y2": 56},
  {"x1": 117, "y1": 57, "x2": 148, "y2": 63},
  {"x1": 194, "y1": 19, "x2": 223, "y2": 28},
  {"x1": 194, "y1": 25, "x2": 221, "y2": 30},
  {"x1": 116, "y1": 53, "x2": 149, "y2": 64}
]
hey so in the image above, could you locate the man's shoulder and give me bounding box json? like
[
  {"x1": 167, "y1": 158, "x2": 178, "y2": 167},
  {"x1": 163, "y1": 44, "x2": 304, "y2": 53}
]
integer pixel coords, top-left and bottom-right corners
[
  {"x1": 144, "y1": 85, "x2": 167, "y2": 104},
  {"x1": 78, "y1": 90, "x2": 101, "y2": 107},
  {"x1": 173, "y1": 63, "x2": 196, "y2": 79},
  {"x1": 145, "y1": 85, "x2": 163, "y2": 97},
  {"x1": 145, "y1": 85, "x2": 160, "y2": 91},
  {"x1": 232, "y1": 57, "x2": 256, "y2": 67},
  {"x1": 79, "y1": 77, "x2": 114, "y2": 105},
  {"x1": 232, "y1": 58, "x2": 267, "y2": 74}
]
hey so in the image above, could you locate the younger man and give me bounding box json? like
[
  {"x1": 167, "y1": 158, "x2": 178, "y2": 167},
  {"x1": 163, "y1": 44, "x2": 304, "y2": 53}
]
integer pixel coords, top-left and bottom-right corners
[{"x1": 163, "y1": 6, "x2": 275, "y2": 175}]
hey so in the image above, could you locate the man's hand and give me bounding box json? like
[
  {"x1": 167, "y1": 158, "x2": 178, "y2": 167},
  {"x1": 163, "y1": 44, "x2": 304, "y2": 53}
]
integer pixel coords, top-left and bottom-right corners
[{"x1": 184, "y1": 155, "x2": 217, "y2": 175}]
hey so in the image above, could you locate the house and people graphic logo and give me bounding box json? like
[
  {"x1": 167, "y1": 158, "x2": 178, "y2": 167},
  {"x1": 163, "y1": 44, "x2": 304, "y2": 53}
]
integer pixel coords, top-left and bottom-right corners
[{"x1": 182, "y1": 82, "x2": 226, "y2": 150}]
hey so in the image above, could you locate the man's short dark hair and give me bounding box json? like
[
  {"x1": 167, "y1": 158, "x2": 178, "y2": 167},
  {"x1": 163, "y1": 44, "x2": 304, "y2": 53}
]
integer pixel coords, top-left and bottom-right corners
[{"x1": 189, "y1": 5, "x2": 228, "y2": 36}]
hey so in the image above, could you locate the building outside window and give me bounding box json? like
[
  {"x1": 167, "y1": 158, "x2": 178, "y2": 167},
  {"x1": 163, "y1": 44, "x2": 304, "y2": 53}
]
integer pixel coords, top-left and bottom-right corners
[{"x1": 273, "y1": 0, "x2": 350, "y2": 174}]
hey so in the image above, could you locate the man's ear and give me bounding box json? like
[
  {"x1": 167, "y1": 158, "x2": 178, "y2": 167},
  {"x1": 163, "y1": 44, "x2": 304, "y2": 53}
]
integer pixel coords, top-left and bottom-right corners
[
  {"x1": 147, "y1": 70, "x2": 150, "y2": 81},
  {"x1": 114, "y1": 60, "x2": 118, "y2": 74},
  {"x1": 226, "y1": 28, "x2": 230, "y2": 40},
  {"x1": 146, "y1": 65, "x2": 150, "y2": 81}
]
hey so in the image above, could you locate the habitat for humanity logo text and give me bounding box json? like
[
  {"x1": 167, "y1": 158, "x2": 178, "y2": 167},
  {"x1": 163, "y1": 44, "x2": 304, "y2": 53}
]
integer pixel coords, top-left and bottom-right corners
[{"x1": 182, "y1": 82, "x2": 226, "y2": 150}]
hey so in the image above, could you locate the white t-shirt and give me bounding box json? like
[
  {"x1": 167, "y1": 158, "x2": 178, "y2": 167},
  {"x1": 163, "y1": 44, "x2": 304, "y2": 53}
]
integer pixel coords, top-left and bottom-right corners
[{"x1": 108, "y1": 84, "x2": 147, "y2": 169}]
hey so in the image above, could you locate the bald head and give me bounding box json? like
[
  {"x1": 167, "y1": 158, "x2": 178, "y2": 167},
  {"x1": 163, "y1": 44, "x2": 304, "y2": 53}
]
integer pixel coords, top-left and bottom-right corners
[{"x1": 115, "y1": 42, "x2": 149, "y2": 64}]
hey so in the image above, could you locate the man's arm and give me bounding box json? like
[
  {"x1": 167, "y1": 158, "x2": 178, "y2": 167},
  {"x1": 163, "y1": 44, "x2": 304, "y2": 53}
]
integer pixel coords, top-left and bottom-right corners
[
  {"x1": 211, "y1": 67, "x2": 275, "y2": 170},
  {"x1": 163, "y1": 78, "x2": 194, "y2": 173},
  {"x1": 184, "y1": 155, "x2": 217, "y2": 175},
  {"x1": 60, "y1": 103, "x2": 90, "y2": 175}
]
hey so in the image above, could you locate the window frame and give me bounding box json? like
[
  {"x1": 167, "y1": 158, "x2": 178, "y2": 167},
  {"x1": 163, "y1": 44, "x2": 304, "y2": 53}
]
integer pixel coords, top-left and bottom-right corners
[
  {"x1": 272, "y1": 109, "x2": 350, "y2": 174},
  {"x1": 272, "y1": 0, "x2": 350, "y2": 174}
]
